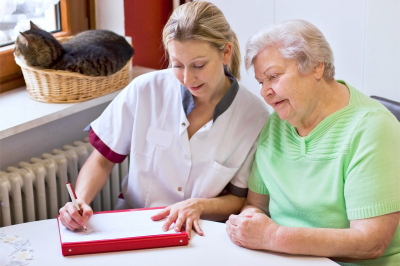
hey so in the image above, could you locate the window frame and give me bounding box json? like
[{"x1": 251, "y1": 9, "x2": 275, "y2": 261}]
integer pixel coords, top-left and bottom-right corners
[{"x1": 0, "y1": 0, "x2": 96, "y2": 93}]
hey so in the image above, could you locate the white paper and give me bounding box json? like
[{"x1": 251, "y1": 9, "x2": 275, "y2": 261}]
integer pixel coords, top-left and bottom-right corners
[{"x1": 58, "y1": 209, "x2": 181, "y2": 243}]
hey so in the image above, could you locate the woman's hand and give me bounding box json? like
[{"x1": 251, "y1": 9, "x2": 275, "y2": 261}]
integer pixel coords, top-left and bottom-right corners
[
  {"x1": 227, "y1": 210, "x2": 400, "y2": 260},
  {"x1": 240, "y1": 206, "x2": 265, "y2": 217},
  {"x1": 59, "y1": 199, "x2": 93, "y2": 231},
  {"x1": 151, "y1": 199, "x2": 204, "y2": 239},
  {"x1": 225, "y1": 212, "x2": 279, "y2": 250}
]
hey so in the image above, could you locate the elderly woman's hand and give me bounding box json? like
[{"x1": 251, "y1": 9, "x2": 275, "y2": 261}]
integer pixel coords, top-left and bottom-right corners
[
  {"x1": 151, "y1": 199, "x2": 204, "y2": 239},
  {"x1": 226, "y1": 212, "x2": 279, "y2": 250},
  {"x1": 240, "y1": 206, "x2": 265, "y2": 217}
]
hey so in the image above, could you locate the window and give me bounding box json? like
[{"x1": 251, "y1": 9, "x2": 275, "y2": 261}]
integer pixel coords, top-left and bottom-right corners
[
  {"x1": 0, "y1": 0, "x2": 61, "y2": 47},
  {"x1": 0, "y1": 0, "x2": 95, "y2": 93}
]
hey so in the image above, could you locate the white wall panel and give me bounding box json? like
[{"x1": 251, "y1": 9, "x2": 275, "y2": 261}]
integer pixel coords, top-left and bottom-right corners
[
  {"x1": 191, "y1": 0, "x2": 400, "y2": 103},
  {"x1": 95, "y1": 0, "x2": 125, "y2": 36},
  {"x1": 0, "y1": 103, "x2": 110, "y2": 171},
  {"x1": 275, "y1": 0, "x2": 367, "y2": 91},
  {"x1": 363, "y1": 0, "x2": 400, "y2": 101},
  {"x1": 208, "y1": 0, "x2": 274, "y2": 106}
]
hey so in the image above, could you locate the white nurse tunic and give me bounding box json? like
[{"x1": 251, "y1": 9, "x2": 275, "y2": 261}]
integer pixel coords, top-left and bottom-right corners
[{"x1": 89, "y1": 68, "x2": 269, "y2": 208}]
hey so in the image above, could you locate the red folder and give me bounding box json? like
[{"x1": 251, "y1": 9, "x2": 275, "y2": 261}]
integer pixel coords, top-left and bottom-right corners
[{"x1": 57, "y1": 207, "x2": 189, "y2": 256}]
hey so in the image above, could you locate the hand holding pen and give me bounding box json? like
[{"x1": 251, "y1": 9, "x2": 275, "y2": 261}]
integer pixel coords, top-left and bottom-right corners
[{"x1": 59, "y1": 182, "x2": 93, "y2": 231}]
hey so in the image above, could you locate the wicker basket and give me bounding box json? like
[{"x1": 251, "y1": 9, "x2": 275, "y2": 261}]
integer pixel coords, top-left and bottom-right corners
[{"x1": 15, "y1": 37, "x2": 132, "y2": 103}]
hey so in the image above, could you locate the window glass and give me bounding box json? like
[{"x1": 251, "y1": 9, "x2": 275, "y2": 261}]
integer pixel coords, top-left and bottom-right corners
[{"x1": 0, "y1": 0, "x2": 61, "y2": 47}]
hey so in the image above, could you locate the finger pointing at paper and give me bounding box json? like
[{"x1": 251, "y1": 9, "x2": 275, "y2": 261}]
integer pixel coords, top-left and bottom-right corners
[{"x1": 151, "y1": 199, "x2": 204, "y2": 239}]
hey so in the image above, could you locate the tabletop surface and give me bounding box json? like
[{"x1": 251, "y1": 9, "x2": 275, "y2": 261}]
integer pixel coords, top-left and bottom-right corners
[{"x1": 0, "y1": 219, "x2": 338, "y2": 266}]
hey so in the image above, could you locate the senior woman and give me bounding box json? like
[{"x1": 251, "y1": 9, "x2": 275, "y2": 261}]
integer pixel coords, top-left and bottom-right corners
[{"x1": 226, "y1": 20, "x2": 400, "y2": 265}]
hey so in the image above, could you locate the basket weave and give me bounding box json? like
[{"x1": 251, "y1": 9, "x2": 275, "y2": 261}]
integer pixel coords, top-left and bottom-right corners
[{"x1": 15, "y1": 37, "x2": 132, "y2": 103}]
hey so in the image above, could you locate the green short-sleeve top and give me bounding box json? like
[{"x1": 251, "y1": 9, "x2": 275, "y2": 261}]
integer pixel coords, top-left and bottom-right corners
[{"x1": 249, "y1": 81, "x2": 400, "y2": 266}]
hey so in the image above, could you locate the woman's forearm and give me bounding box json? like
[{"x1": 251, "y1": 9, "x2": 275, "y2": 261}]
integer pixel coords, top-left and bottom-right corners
[
  {"x1": 271, "y1": 212, "x2": 400, "y2": 260},
  {"x1": 228, "y1": 193, "x2": 399, "y2": 261},
  {"x1": 272, "y1": 226, "x2": 376, "y2": 259},
  {"x1": 75, "y1": 149, "x2": 115, "y2": 204},
  {"x1": 240, "y1": 195, "x2": 381, "y2": 259},
  {"x1": 199, "y1": 194, "x2": 246, "y2": 221}
]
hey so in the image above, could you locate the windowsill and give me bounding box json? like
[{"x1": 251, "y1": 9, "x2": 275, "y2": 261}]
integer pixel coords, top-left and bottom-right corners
[{"x1": 0, "y1": 65, "x2": 156, "y2": 140}]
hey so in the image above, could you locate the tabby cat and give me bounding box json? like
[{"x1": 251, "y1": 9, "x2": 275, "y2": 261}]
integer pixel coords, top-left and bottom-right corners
[{"x1": 14, "y1": 21, "x2": 134, "y2": 76}]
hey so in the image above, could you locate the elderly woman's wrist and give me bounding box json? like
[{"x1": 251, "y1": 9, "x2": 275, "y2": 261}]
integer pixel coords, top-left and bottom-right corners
[
  {"x1": 263, "y1": 222, "x2": 282, "y2": 251},
  {"x1": 241, "y1": 206, "x2": 263, "y2": 215}
]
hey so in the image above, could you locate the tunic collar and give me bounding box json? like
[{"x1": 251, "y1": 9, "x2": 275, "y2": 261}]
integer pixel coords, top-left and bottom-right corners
[{"x1": 180, "y1": 66, "x2": 239, "y2": 122}]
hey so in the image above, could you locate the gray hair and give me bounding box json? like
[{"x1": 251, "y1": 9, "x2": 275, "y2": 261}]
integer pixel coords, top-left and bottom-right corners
[{"x1": 245, "y1": 19, "x2": 335, "y2": 81}]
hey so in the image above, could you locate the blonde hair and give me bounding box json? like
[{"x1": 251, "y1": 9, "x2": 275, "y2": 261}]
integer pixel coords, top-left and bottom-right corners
[
  {"x1": 245, "y1": 20, "x2": 335, "y2": 81},
  {"x1": 162, "y1": 1, "x2": 241, "y2": 80}
]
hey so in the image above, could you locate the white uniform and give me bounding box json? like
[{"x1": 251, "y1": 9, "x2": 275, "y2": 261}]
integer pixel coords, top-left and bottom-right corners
[{"x1": 89, "y1": 68, "x2": 269, "y2": 208}]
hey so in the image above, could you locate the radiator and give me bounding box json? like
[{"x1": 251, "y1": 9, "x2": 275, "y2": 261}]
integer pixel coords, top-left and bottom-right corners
[{"x1": 0, "y1": 138, "x2": 129, "y2": 227}]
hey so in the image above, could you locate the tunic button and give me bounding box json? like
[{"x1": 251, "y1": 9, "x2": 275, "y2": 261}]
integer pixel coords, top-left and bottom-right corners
[
  {"x1": 178, "y1": 187, "x2": 182, "y2": 191},
  {"x1": 181, "y1": 122, "x2": 186, "y2": 127}
]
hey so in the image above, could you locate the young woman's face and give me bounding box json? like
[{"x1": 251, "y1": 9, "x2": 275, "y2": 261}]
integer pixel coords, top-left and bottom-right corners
[{"x1": 168, "y1": 40, "x2": 231, "y2": 99}]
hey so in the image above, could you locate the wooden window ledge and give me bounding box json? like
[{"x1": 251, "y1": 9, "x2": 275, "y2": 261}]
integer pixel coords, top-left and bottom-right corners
[{"x1": 0, "y1": 66, "x2": 155, "y2": 140}]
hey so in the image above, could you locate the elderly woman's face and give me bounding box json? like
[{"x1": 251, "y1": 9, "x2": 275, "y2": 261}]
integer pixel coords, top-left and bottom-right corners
[
  {"x1": 254, "y1": 47, "x2": 320, "y2": 127},
  {"x1": 168, "y1": 40, "x2": 231, "y2": 99}
]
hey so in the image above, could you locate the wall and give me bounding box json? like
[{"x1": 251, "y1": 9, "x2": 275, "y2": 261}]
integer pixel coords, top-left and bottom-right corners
[
  {"x1": 95, "y1": 0, "x2": 173, "y2": 69},
  {"x1": 208, "y1": 0, "x2": 400, "y2": 105},
  {"x1": 95, "y1": 0, "x2": 125, "y2": 36},
  {"x1": 124, "y1": 0, "x2": 173, "y2": 69},
  {"x1": 0, "y1": 103, "x2": 110, "y2": 171}
]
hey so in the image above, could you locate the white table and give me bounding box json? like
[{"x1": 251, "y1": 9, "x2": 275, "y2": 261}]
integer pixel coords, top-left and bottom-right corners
[{"x1": 0, "y1": 219, "x2": 338, "y2": 266}]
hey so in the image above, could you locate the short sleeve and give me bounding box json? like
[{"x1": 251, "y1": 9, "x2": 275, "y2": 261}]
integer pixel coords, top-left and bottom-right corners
[
  {"x1": 248, "y1": 121, "x2": 271, "y2": 195},
  {"x1": 248, "y1": 153, "x2": 270, "y2": 195},
  {"x1": 225, "y1": 139, "x2": 258, "y2": 197},
  {"x1": 344, "y1": 110, "x2": 400, "y2": 220},
  {"x1": 90, "y1": 81, "x2": 138, "y2": 162},
  {"x1": 88, "y1": 128, "x2": 127, "y2": 163}
]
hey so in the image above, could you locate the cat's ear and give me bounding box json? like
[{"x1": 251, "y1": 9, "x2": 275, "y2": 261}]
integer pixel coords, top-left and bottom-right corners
[
  {"x1": 30, "y1": 21, "x2": 41, "y2": 30},
  {"x1": 19, "y1": 32, "x2": 32, "y2": 45}
]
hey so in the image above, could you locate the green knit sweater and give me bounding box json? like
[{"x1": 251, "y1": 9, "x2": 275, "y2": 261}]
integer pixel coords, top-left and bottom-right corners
[{"x1": 249, "y1": 81, "x2": 400, "y2": 266}]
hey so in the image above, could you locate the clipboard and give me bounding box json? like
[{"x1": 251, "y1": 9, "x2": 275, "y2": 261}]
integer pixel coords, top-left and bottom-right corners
[{"x1": 57, "y1": 207, "x2": 189, "y2": 256}]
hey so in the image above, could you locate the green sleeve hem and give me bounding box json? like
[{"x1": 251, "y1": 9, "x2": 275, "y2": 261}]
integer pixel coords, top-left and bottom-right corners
[
  {"x1": 248, "y1": 177, "x2": 270, "y2": 195},
  {"x1": 347, "y1": 199, "x2": 400, "y2": 220}
]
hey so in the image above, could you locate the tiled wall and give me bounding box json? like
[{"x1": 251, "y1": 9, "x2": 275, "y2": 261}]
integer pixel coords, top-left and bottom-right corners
[{"x1": 209, "y1": 0, "x2": 400, "y2": 105}]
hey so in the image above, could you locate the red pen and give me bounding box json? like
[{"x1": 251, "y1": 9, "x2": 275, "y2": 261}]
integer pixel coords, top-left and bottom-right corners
[{"x1": 66, "y1": 182, "x2": 86, "y2": 230}]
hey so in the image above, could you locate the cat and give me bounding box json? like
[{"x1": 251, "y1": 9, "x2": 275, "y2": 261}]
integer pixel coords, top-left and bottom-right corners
[{"x1": 14, "y1": 21, "x2": 134, "y2": 76}]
